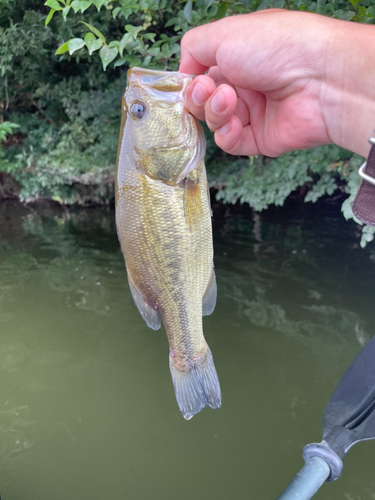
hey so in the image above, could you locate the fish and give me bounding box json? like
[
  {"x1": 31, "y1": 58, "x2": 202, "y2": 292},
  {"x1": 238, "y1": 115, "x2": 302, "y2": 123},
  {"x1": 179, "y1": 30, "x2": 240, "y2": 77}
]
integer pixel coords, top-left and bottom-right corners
[{"x1": 115, "y1": 67, "x2": 221, "y2": 420}]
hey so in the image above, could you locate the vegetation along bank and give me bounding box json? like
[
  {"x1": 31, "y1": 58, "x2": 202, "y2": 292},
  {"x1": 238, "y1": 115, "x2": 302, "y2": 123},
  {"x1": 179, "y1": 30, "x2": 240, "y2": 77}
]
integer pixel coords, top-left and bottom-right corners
[{"x1": 0, "y1": 0, "x2": 374, "y2": 245}]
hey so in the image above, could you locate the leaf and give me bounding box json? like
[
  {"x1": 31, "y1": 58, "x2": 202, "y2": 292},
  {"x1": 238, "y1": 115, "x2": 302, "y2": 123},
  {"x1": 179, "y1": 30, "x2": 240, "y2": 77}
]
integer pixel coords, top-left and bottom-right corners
[
  {"x1": 62, "y1": 5, "x2": 70, "y2": 20},
  {"x1": 45, "y1": 0, "x2": 62, "y2": 10},
  {"x1": 80, "y1": 0, "x2": 91, "y2": 12},
  {"x1": 361, "y1": 226, "x2": 375, "y2": 248},
  {"x1": 92, "y1": 0, "x2": 106, "y2": 9},
  {"x1": 125, "y1": 24, "x2": 143, "y2": 39},
  {"x1": 99, "y1": 44, "x2": 118, "y2": 70},
  {"x1": 112, "y1": 6, "x2": 121, "y2": 17},
  {"x1": 146, "y1": 46, "x2": 160, "y2": 56},
  {"x1": 55, "y1": 41, "x2": 69, "y2": 54},
  {"x1": 202, "y1": 0, "x2": 214, "y2": 11},
  {"x1": 256, "y1": 0, "x2": 284, "y2": 10},
  {"x1": 165, "y1": 17, "x2": 178, "y2": 27},
  {"x1": 80, "y1": 21, "x2": 106, "y2": 44},
  {"x1": 334, "y1": 9, "x2": 355, "y2": 21},
  {"x1": 85, "y1": 32, "x2": 96, "y2": 42},
  {"x1": 119, "y1": 33, "x2": 131, "y2": 56},
  {"x1": 45, "y1": 8, "x2": 55, "y2": 25},
  {"x1": 89, "y1": 38, "x2": 103, "y2": 54},
  {"x1": 71, "y1": 0, "x2": 82, "y2": 12},
  {"x1": 120, "y1": 7, "x2": 132, "y2": 19},
  {"x1": 256, "y1": 0, "x2": 268, "y2": 10},
  {"x1": 216, "y1": 1, "x2": 229, "y2": 19},
  {"x1": 358, "y1": 6, "x2": 366, "y2": 16},
  {"x1": 143, "y1": 33, "x2": 156, "y2": 42},
  {"x1": 184, "y1": 0, "x2": 192, "y2": 23},
  {"x1": 84, "y1": 32, "x2": 103, "y2": 55},
  {"x1": 143, "y1": 55, "x2": 151, "y2": 66},
  {"x1": 67, "y1": 38, "x2": 85, "y2": 55},
  {"x1": 0, "y1": 122, "x2": 19, "y2": 136},
  {"x1": 114, "y1": 57, "x2": 128, "y2": 68},
  {"x1": 170, "y1": 43, "x2": 180, "y2": 55},
  {"x1": 161, "y1": 42, "x2": 170, "y2": 56},
  {"x1": 347, "y1": 0, "x2": 361, "y2": 7}
]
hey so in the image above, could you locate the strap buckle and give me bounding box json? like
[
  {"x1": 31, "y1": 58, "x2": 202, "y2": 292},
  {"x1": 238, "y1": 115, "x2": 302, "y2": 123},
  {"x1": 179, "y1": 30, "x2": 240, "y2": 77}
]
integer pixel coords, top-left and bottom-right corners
[{"x1": 358, "y1": 137, "x2": 375, "y2": 186}]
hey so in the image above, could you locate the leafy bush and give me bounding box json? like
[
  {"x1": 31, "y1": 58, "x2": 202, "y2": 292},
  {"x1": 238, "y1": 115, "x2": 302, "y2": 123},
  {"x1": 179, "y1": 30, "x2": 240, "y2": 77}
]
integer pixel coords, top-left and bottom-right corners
[
  {"x1": 0, "y1": 0, "x2": 374, "y2": 243},
  {"x1": 210, "y1": 146, "x2": 372, "y2": 247},
  {"x1": 46, "y1": 0, "x2": 375, "y2": 71}
]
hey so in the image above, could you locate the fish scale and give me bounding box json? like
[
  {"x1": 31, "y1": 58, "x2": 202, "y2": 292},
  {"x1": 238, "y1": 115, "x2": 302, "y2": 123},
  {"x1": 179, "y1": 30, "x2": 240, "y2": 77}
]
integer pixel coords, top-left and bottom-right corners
[{"x1": 116, "y1": 67, "x2": 221, "y2": 419}]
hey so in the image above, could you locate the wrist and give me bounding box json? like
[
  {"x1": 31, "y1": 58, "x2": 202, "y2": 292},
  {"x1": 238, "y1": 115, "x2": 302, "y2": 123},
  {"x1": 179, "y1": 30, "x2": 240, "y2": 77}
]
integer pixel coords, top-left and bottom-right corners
[{"x1": 321, "y1": 20, "x2": 375, "y2": 157}]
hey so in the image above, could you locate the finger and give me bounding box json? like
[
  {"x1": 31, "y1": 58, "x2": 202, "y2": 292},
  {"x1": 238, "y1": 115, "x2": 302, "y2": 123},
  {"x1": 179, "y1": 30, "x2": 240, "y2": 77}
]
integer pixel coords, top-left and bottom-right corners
[
  {"x1": 236, "y1": 88, "x2": 266, "y2": 135},
  {"x1": 214, "y1": 116, "x2": 260, "y2": 156},
  {"x1": 207, "y1": 67, "x2": 236, "y2": 91},
  {"x1": 180, "y1": 22, "x2": 224, "y2": 74},
  {"x1": 205, "y1": 84, "x2": 238, "y2": 132},
  {"x1": 185, "y1": 75, "x2": 217, "y2": 121},
  {"x1": 208, "y1": 66, "x2": 225, "y2": 83},
  {"x1": 235, "y1": 97, "x2": 250, "y2": 127}
]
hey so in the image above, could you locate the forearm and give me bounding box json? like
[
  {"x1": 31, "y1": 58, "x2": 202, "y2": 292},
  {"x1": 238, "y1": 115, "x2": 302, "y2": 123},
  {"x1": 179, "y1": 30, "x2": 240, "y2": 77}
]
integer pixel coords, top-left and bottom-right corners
[{"x1": 321, "y1": 20, "x2": 375, "y2": 157}]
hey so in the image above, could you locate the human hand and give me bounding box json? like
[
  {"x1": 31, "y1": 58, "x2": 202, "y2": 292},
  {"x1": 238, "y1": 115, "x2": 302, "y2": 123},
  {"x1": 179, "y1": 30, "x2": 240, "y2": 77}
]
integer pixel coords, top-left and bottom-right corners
[{"x1": 180, "y1": 10, "x2": 375, "y2": 158}]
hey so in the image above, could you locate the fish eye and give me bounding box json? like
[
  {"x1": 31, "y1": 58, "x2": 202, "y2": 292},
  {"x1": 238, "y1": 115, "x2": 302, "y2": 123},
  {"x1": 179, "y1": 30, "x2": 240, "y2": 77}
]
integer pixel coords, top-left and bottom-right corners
[{"x1": 130, "y1": 101, "x2": 147, "y2": 119}]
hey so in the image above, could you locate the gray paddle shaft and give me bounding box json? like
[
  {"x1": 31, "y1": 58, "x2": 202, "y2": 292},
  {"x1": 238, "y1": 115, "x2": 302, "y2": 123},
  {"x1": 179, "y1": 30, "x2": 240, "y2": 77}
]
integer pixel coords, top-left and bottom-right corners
[{"x1": 276, "y1": 457, "x2": 330, "y2": 500}]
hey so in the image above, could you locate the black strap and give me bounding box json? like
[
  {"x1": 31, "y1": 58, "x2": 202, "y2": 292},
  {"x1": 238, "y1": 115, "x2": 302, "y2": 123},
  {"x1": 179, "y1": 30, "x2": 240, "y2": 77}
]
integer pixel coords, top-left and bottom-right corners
[{"x1": 352, "y1": 141, "x2": 375, "y2": 226}]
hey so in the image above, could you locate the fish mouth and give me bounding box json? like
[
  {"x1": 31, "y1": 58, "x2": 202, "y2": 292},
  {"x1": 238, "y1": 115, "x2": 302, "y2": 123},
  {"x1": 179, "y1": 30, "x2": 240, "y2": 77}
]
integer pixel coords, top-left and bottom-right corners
[
  {"x1": 128, "y1": 66, "x2": 196, "y2": 83},
  {"x1": 128, "y1": 67, "x2": 195, "y2": 97}
]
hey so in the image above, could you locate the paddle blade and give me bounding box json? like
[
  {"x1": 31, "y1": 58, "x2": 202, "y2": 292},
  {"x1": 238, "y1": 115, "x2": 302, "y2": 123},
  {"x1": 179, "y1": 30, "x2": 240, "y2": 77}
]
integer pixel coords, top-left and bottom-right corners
[{"x1": 323, "y1": 335, "x2": 375, "y2": 456}]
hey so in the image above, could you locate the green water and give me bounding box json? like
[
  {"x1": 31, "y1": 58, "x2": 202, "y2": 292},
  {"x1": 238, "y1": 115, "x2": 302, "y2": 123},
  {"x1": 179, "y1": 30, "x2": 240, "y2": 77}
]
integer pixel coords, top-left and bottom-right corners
[{"x1": 0, "y1": 199, "x2": 375, "y2": 500}]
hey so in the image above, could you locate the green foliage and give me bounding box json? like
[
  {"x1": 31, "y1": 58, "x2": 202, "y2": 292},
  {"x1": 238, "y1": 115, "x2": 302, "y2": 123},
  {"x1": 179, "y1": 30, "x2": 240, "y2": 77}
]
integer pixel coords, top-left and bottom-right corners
[
  {"x1": 45, "y1": 0, "x2": 375, "y2": 70},
  {"x1": 3, "y1": 79, "x2": 122, "y2": 202},
  {"x1": 210, "y1": 145, "x2": 374, "y2": 245},
  {"x1": 214, "y1": 146, "x2": 356, "y2": 209},
  {"x1": 0, "y1": 121, "x2": 19, "y2": 142},
  {"x1": 0, "y1": 1, "x2": 122, "y2": 202},
  {"x1": 0, "y1": 0, "x2": 374, "y2": 248}
]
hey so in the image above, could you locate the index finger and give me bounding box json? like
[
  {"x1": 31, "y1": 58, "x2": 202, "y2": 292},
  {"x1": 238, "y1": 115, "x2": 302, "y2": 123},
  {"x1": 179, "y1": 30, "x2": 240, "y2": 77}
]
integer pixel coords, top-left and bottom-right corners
[{"x1": 179, "y1": 22, "x2": 223, "y2": 74}]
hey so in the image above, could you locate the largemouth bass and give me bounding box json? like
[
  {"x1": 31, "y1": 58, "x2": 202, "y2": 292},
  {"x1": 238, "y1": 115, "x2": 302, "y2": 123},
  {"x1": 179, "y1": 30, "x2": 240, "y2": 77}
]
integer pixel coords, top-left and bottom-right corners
[{"x1": 115, "y1": 67, "x2": 221, "y2": 420}]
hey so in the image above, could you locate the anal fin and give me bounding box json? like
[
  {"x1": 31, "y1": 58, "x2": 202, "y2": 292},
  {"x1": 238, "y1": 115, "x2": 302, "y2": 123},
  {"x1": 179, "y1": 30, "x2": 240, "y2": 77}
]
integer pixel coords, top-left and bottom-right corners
[
  {"x1": 202, "y1": 267, "x2": 217, "y2": 316},
  {"x1": 128, "y1": 278, "x2": 161, "y2": 330}
]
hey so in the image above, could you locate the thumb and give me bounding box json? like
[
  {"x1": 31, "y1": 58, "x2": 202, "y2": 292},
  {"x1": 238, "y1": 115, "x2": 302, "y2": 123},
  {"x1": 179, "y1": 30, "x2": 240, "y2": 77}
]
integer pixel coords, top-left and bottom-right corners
[{"x1": 179, "y1": 22, "x2": 222, "y2": 74}]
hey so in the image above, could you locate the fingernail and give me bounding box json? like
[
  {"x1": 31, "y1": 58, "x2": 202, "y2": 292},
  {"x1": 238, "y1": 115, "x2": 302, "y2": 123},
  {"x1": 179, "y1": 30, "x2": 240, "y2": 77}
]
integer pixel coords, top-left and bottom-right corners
[
  {"x1": 220, "y1": 121, "x2": 231, "y2": 135},
  {"x1": 191, "y1": 83, "x2": 208, "y2": 106},
  {"x1": 211, "y1": 90, "x2": 227, "y2": 114}
]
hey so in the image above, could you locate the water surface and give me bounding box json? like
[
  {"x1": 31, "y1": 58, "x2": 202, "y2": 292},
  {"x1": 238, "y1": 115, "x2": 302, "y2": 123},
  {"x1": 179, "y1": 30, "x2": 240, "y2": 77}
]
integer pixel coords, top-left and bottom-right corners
[{"x1": 0, "y1": 199, "x2": 374, "y2": 500}]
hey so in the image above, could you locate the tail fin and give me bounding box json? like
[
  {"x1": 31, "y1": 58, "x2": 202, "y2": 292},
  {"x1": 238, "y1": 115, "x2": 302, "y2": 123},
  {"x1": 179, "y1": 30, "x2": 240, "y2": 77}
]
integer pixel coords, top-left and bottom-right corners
[{"x1": 169, "y1": 345, "x2": 221, "y2": 420}]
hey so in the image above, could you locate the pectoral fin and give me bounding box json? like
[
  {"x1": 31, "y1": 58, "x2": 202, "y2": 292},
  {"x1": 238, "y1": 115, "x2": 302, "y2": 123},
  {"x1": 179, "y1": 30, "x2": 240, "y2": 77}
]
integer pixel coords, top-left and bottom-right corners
[
  {"x1": 128, "y1": 278, "x2": 161, "y2": 330},
  {"x1": 202, "y1": 267, "x2": 217, "y2": 316}
]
